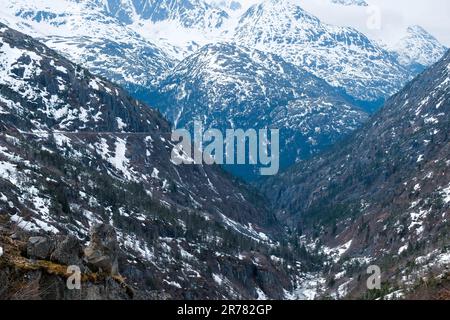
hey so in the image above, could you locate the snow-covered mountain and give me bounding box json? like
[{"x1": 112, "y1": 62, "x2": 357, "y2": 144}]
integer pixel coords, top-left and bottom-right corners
[
  {"x1": 1, "y1": 0, "x2": 441, "y2": 104},
  {"x1": 0, "y1": 22, "x2": 270, "y2": 234},
  {"x1": 202, "y1": 0, "x2": 244, "y2": 13},
  {"x1": 0, "y1": 0, "x2": 233, "y2": 68},
  {"x1": 1, "y1": 0, "x2": 445, "y2": 179},
  {"x1": 0, "y1": 0, "x2": 176, "y2": 98},
  {"x1": 99, "y1": 0, "x2": 230, "y2": 28},
  {"x1": 392, "y1": 25, "x2": 448, "y2": 71},
  {"x1": 233, "y1": 0, "x2": 412, "y2": 102},
  {"x1": 1, "y1": 1, "x2": 449, "y2": 300},
  {"x1": 95, "y1": 0, "x2": 232, "y2": 59},
  {"x1": 152, "y1": 42, "x2": 368, "y2": 178},
  {"x1": 0, "y1": 23, "x2": 328, "y2": 299}
]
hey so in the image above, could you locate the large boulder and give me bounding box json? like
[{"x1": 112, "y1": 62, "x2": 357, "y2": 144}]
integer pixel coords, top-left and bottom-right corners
[
  {"x1": 50, "y1": 235, "x2": 83, "y2": 267},
  {"x1": 26, "y1": 236, "x2": 54, "y2": 260},
  {"x1": 84, "y1": 224, "x2": 119, "y2": 275}
]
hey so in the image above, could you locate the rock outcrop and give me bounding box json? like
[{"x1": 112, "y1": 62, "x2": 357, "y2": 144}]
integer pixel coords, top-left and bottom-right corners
[
  {"x1": 26, "y1": 236, "x2": 54, "y2": 260},
  {"x1": 0, "y1": 221, "x2": 133, "y2": 300},
  {"x1": 84, "y1": 224, "x2": 120, "y2": 276},
  {"x1": 50, "y1": 235, "x2": 84, "y2": 268}
]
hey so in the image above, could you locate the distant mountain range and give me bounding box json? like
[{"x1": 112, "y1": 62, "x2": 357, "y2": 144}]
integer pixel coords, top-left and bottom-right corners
[
  {"x1": 1, "y1": 0, "x2": 447, "y2": 180},
  {"x1": 392, "y1": 25, "x2": 448, "y2": 72},
  {"x1": 233, "y1": 0, "x2": 411, "y2": 102},
  {"x1": 2, "y1": 0, "x2": 446, "y2": 100}
]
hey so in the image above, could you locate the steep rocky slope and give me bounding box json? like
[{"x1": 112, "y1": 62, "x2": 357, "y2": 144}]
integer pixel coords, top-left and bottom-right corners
[
  {"x1": 233, "y1": 0, "x2": 412, "y2": 102},
  {"x1": 98, "y1": 0, "x2": 230, "y2": 29},
  {"x1": 0, "y1": 23, "x2": 323, "y2": 299},
  {"x1": 261, "y1": 50, "x2": 450, "y2": 299}
]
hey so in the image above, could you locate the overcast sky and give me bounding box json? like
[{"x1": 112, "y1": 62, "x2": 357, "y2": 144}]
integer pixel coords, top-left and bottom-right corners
[{"x1": 238, "y1": 0, "x2": 450, "y2": 46}]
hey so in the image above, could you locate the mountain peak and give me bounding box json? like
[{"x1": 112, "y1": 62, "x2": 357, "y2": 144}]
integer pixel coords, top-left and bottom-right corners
[
  {"x1": 407, "y1": 25, "x2": 430, "y2": 35},
  {"x1": 151, "y1": 41, "x2": 368, "y2": 178},
  {"x1": 234, "y1": 0, "x2": 410, "y2": 101},
  {"x1": 393, "y1": 25, "x2": 447, "y2": 68}
]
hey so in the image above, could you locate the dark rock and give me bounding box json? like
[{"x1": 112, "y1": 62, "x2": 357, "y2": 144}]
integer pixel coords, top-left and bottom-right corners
[
  {"x1": 10, "y1": 233, "x2": 20, "y2": 240},
  {"x1": 26, "y1": 236, "x2": 54, "y2": 260},
  {"x1": 84, "y1": 224, "x2": 119, "y2": 275},
  {"x1": 83, "y1": 277, "x2": 132, "y2": 300},
  {"x1": 50, "y1": 235, "x2": 83, "y2": 267}
]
